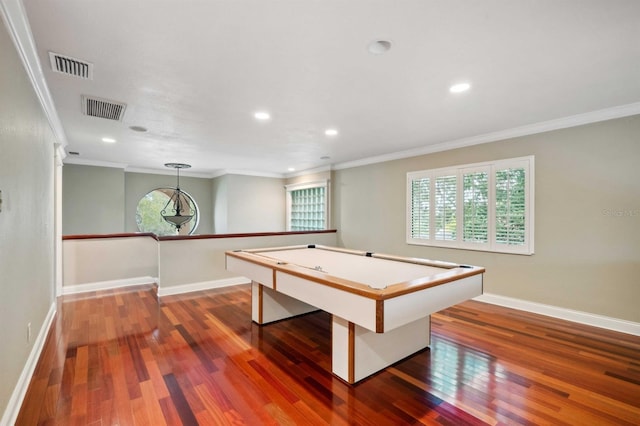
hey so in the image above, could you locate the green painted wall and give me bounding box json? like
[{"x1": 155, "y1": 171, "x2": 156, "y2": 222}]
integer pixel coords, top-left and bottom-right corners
[
  {"x1": 333, "y1": 116, "x2": 640, "y2": 322},
  {"x1": 0, "y1": 18, "x2": 56, "y2": 418}
]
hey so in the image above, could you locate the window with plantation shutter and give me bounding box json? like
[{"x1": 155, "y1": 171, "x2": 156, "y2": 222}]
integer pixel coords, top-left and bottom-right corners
[
  {"x1": 407, "y1": 156, "x2": 534, "y2": 254},
  {"x1": 286, "y1": 181, "x2": 329, "y2": 231}
]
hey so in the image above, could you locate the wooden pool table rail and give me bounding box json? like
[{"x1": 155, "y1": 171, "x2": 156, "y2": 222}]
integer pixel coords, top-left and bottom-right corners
[{"x1": 226, "y1": 244, "x2": 485, "y2": 300}]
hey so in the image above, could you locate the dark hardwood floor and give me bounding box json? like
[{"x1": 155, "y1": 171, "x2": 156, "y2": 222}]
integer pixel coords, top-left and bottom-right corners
[{"x1": 16, "y1": 284, "x2": 640, "y2": 425}]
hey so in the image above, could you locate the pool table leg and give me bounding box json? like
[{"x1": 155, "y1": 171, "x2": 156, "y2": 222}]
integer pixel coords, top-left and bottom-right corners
[
  {"x1": 331, "y1": 315, "x2": 431, "y2": 384},
  {"x1": 251, "y1": 281, "x2": 318, "y2": 325}
]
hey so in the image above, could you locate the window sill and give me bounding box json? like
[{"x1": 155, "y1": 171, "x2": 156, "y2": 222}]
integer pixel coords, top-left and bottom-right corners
[{"x1": 407, "y1": 240, "x2": 534, "y2": 256}]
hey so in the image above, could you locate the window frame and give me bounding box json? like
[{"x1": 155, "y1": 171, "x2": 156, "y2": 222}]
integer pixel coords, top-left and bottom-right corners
[
  {"x1": 285, "y1": 180, "x2": 330, "y2": 231},
  {"x1": 406, "y1": 156, "x2": 534, "y2": 255}
]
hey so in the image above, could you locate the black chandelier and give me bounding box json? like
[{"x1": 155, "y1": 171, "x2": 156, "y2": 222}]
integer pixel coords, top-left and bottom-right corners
[{"x1": 161, "y1": 163, "x2": 194, "y2": 231}]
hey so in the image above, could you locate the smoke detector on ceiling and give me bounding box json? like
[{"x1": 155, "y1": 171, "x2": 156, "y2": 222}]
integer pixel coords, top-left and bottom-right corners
[
  {"x1": 82, "y1": 95, "x2": 127, "y2": 121},
  {"x1": 49, "y1": 52, "x2": 93, "y2": 79}
]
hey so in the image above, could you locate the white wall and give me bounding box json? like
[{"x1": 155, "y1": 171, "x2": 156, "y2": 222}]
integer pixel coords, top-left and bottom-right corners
[
  {"x1": 0, "y1": 17, "x2": 56, "y2": 421},
  {"x1": 63, "y1": 236, "x2": 158, "y2": 291}
]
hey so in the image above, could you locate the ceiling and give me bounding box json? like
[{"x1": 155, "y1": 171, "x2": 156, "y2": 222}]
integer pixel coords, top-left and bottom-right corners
[{"x1": 13, "y1": 0, "x2": 640, "y2": 176}]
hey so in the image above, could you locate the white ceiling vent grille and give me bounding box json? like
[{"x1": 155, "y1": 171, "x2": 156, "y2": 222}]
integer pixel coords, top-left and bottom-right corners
[
  {"x1": 82, "y1": 96, "x2": 126, "y2": 121},
  {"x1": 49, "y1": 52, "x2": 93, "y2": 79}
]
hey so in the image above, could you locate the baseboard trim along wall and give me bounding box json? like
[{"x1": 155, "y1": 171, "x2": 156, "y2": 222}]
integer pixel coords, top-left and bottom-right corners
[
  {"x1": 158, "y1": 279, "x2": 640, "y2": 336},
  {"x1": 158, "y1": 277, "x2": 251, "y2": 297},
  {"x1": 1, "y1": 302, "x2": 56, "y2": 426},
  {"x1": 474, "y1": 293, "x2": 640, "y2": 337},
  {"x1": 62, "y1": 276, "x2": 158, "y2": 295}
]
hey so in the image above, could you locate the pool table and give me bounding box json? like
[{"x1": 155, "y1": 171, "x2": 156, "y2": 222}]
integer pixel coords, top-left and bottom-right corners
[{"x1": 225, "y1": 244, "x2": 484, "y2": 384}]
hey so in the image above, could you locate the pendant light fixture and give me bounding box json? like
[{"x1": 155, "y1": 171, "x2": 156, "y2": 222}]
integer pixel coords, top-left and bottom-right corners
[{"x1": 161, "y1": 163, "x2": 194, "y2": 231}]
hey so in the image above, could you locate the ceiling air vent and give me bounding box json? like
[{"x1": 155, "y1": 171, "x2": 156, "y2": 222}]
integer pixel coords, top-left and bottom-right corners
[
  {"x1": 49, "y1": 52, "x2": 93, "y2": 79},
  {"x1": 82, "y1": 95, "x2": 126, "y2": 121}
]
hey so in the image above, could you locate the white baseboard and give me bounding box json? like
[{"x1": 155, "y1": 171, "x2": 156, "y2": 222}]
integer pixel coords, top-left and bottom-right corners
[
  {"x1": 1, "y1": 302, "x2": 56, "y2": 426},
  {"x1": 474, "y1": 293, "x2": 640, "y2": 336},
  {"x1": 62, "y1": 276, "x2": 158, "y2": 295},
  {"x1": 158, "y1": 277, "x2": 250, "y2": 297}
]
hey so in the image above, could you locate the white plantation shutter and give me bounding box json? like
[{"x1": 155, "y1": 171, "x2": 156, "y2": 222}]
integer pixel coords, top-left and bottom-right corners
[
  {"x1": 495, "y1": 167, "x2": 526, "y2": 246},
  {"x1": 434, "y1": 175, "x2": 457, "y2": 241},
  {"x1": 410, "y1": 177, "x2": 430, "y2": 239},
  {"x1": 463, "y1": 170, "x2": 489, "y2": 243},
  {"x1": 407, "y1": 156, "x2": 533, "y2": 254}
]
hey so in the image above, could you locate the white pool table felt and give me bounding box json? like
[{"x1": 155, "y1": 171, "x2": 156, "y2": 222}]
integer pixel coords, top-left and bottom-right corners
[{"x1": 254, "y1": 248, "x2": 450, "y2": 289}]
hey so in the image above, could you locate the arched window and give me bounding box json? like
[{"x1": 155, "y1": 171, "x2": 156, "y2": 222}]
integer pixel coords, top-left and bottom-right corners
[{"x1": 135, "y1": 188, "x2": 199, "y2": 236}]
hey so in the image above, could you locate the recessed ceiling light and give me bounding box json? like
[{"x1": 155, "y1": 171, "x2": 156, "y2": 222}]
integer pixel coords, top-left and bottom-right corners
[
  {"x1": 101, "y1": 137, "x2": 116, "y2": 143},
  {"x1": 320, "y1": 156, "x2": 331, "y2": 160},
  {"x1": 254, "y1": 111, "x2": 271, "y2": 121},
  {"x1": 129, "y1": 125, "x2": 147, "y2": 132},
  {"x1": 324, "y1": 128, "x2": 338, "y2": 137},
  {"x1": 368, "y1": 39, "x2": 392, "y2": 55},
  {"x1": 449, "y1": 82, "x2": 471, "y2": 93},
  {"x1": 288, "y1": 167, "x2": 295, "y2": 172}
]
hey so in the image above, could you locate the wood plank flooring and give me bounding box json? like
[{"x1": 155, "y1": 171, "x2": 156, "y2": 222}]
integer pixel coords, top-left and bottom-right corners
[{"x1": 16, "y1": 284, "x2": 640, "y2": 425}]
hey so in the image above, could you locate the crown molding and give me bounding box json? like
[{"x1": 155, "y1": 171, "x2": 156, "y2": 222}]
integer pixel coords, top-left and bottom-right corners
[
  {"x1": 333, "y1": 102, "x2": 640, "y2": 171},
  {"x1": 62, "y1": 160, "x2": 214, "y2": 179},
  {"x1": 213, "y1": 169, "x2": 286, "y2": 179},
  {"x1": 61, "y1": 159, "x2": 289, "y2": 179},
  {"x1": 284, "y1": 165, "x2": 332, "y2": 179},
  {"x1": 126, "y1": 166, "x2": 213, "y2": 179},
  {"x1": 62, "y1": 157, "x2": 128, "y2": 169},
  {"x1": 1, "y1": 0, "x2": 67, "y2": 150}
]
